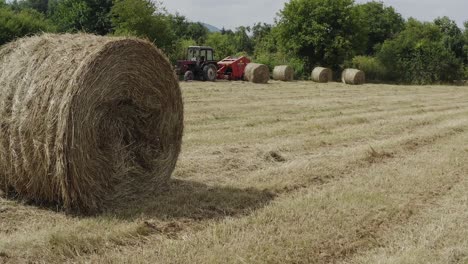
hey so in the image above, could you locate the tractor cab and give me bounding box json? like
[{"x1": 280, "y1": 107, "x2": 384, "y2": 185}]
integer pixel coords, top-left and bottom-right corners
[
  {"x1": 176, "y1": 46, "x2": 218, "y2": 81},
  {"x1": 187, "y1": 46, "x2": 215, "y2": 63}
]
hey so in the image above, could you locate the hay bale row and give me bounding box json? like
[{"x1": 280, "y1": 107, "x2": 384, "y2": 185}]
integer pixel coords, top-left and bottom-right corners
[
  {"x1": 342, "y1": 68, "x2": 365, "y2": 85},
  {"x1": 311, "y1": 67, "x2": 333, "y2": 83},
  {"x1": 0, "y1": 34, "x2": 184, "y2": 213},
  {"x1": 244, "y1": 63, "x2": 270, "y2": 84},
  {"x1": 272, "y1": 65, "x2": 294, "y2": 81}
]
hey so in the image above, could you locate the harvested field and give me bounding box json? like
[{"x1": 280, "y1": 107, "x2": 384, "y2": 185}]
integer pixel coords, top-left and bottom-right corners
[{"x1": 1, "y1": 81, "x2": 468, "y2": 264}]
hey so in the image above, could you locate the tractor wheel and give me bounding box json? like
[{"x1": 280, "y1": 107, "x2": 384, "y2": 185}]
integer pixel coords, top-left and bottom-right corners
[
  {"x1": 184, "y1": 71, "x2": 194, "y2": 82},
  {"x1": 203, "y1": 64, "x2": 217, "y2": 82}
]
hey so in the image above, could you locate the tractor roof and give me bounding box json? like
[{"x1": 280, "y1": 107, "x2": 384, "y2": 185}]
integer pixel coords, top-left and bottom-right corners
[{"x1": 188, "y1": 46, "x2": 214, "y2": 50}]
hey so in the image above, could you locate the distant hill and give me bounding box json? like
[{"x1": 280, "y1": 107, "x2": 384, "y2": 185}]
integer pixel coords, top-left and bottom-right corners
[{"x1": 201, "y1": 23, "x2": 221, "y2": 33}]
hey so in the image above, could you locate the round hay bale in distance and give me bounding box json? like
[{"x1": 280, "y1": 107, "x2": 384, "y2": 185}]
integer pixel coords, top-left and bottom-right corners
[
  {"x1": 311, "y1": 67, "x2": 333, "y2": 83},
  {"x1": 342, "y1": 69, "x2": 365, "y2": 85},
  {"x1": 0, "y1": 34, "x2": 184, "y2": 213},
  {"x1": 272, "y1": 65, "x2": 294, "y2": 81},
  {"x1": 244, "y1": 63, "x2": 270, "y2": 84}
]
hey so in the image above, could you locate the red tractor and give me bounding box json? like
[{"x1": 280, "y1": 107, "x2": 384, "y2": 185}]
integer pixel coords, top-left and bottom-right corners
[
  {"x1": 176, "y1": 46, "x2": 218, "y2": 81},
  {"x1": 176, "y1": 46, "x2": 251, "y2": 82}
]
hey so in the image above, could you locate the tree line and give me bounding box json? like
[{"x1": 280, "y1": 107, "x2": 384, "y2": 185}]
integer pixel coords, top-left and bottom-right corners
[{"x1": 1, "y1": 0, "x2": 467, "y2": 84}]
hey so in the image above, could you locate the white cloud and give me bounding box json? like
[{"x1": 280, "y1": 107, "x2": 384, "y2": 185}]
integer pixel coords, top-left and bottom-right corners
[{"x1": 160, "y1": 0, "x2": 467, "y2": 29}]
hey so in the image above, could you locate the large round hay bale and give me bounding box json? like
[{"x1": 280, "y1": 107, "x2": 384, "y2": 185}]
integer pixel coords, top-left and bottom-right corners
[
  {"x1": 244, "y1": 63, "x2": 270, "y2": 84},
  {"x1": 0, "y1": 34, "x2": 184, "y2": 213},
  {"x1": 342, "y1": 69, "x2": 365, "y2": 85},
  {"x1": 311, "y1": 67, "x2": 333, "y2": 83},
  {"x1": 272, "y1": 65, "x2": 294, "y2": 81}
]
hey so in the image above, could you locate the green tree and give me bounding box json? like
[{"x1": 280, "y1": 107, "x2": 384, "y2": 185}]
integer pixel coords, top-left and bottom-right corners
[
  {"x1": 186, "y1": 22, "x2": 208, "y2": 45},
  {"x1": 29, "y1": 0, "x2": 49, "y2": 13},
  {"x1": 464, "y1": 21, "x2": 468, "y2": 78},
  {"x1": 50, "y1": 0, "x2": 91, "y2": 32},
  {"x1": 252, "y1": 23, "x2": 272, "y2": 43},
  {"x1": 86, "y1": 0, "x2": 113, "y2": 35},
  {"x1": 347, "y1": 55, "x2": 388, "y2": 82},
  {"x1": 49, "y1": 0, "x2": 112, "y2": 35},
  {"x1": 0, "y1": 6, "x2": 54, "y2": 45},
  {"x1": 233, "y1": 26, "x2": 254, "y2": 54},
  {"x1": 111, "y1": 0, "x2": 174, "y2": 52},
  {"x1": 434, "y1": 16, "x2": 464, "y2": 59},
  {"x1": 378, "y1": 18, "x2": 463, "y2": 84},
  {"x1": 354, "y1": 1, "x2": 404, "y2": 54},
  {"x1": 168, "y1": 14, "x2": 208, "y2": 45},
  {"x1": 170, "y1": 38, "x2": 196, "y2": 63},
  {"x1": 252, "y1": 23, "x2": 277, "y2": 56},
  {"x1": 9, "y1": 0, "x2": 49, "y2": 13},
  {"x1": 465, "y1": 22, "x2": 468, "y2": 61},
  {"x1": 205, "y1": 32, "x2": 236, "y2": 59},
  {"x1": 250, "y1": 24, "x2": 306, "y2": 78},
  {"x1": 276, "y1": 0, "x2": 366, "y2": 71},
  {"x1": 220, "y1": 27, "x2": 234, "y2": 35}
]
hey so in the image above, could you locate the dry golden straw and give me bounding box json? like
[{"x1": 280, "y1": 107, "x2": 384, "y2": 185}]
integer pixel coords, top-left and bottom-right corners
[
  {"x1": 342, "y1": 69, "x2": 365, "y2": 85},
  {"x1": 244, "y1": 63, "x2": 270, "y2": 84},
  {"x1": 273, "y1": 65, "x2": 294, "y2": 81},
  {"x1": 0, "y1": 34, "x2": 184, "y2": 213},
  {"x1": 311, "y1": 67, "x2": 333, "y2": 83}
]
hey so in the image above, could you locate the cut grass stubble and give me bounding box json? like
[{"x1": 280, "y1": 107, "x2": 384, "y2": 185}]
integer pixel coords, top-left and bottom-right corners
[{"x1": 1, "y1": 81, "x2": 468, "y2": 264}]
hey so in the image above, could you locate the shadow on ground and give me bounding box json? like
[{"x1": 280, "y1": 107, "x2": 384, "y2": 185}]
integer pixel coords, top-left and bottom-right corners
[
  {"x1": 107, "y1": 179, "x2": 277, "y2": 221},
  {"x1": 1, "y1": 179, "x2": 276, "y2": 222}
]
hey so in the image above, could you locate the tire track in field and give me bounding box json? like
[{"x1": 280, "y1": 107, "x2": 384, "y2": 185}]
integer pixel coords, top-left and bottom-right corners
[
  {"x1": 342, "y1": 172, "x2": 468, "y2": 264},
  {"x1": 306, "y1": 133, "x2": 467, "y2": 264},
  {"x1": 34, "y1": 105, "x2": 468, "y2": 260},
  {"x1": 118, "y1": 84, "x2": 468, "y2": 262},
  {"x1": 83, "y1": 116, "x2": 468, "y2": 264},
  {"x1": 185, "y1": 99, "x2": 468, "y2": 146},
  {"x1": 176, "y1": 105, "x2": 468, "y2": 191},
  {"x1": 296, "y1": 103, "x2": 468, "y2": 152},
  {"x1": 271, "y1": 102, "x2": 468, "y2": 141},
  {"x1": 322, "y1": 132, "x2": 468, "y2": 264},
  {"x1": 219, "y1": 112, "x2": 468, "y2": 192},
  {"x1": 148, "y1": 108, "x2": 468, "y2": 244},
  {"x1": 186, "y1": 96, "x2": 468, "y2": 132},
  {"x1": 184, "y1": 84, "x2": 465, "y2": 123},
  {"x1": 4, "y1": 83, "x2": 468, "y2": 263},
  {"x1": 184, "y1": 98, "x2": 468, "y2": 152},
  {"x1": 267, "y1": 116, "x2": 468, "y2": 192}
]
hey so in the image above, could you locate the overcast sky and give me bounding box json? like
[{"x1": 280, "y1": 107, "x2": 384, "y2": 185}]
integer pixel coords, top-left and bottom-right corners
[{"x1": 160, "y1": 0, "x2": 467, "y2": 30}]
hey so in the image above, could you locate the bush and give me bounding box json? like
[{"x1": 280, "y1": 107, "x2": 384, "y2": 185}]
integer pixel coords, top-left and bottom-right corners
[
  {"x1": 0, "y1": 7, "x2": 54, "y2": 45},
  {"x1": 169, "y1": 38, "x2": 196, "y2": 64},
  {"x1": 49, "y1": 0, "x2": 113, "y2": 35},
  {"x1": 252, "y1": 52, "x2": 277, "y2": 72},
  {"x1": 111, "y1": 0, "x2": 174, "y2": 52},
  {"x1": 377, "y1": 19, "x2": 464, "y2": 84},
  {"x1": 204, "y1": 33, "x2": 236, "y2": 60},
  {"x1": 254, "y1": 52, "x2": 306, "y2": 80},
  {"x1": 276, "y1": 0, "x2": 366, "y2": 71},
  {"x1": 353, "y1": 1, "x2": 404, "y2": 55},
  {"x1": 347, "y1": 56, "x2": 388, "y2": 82}
]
